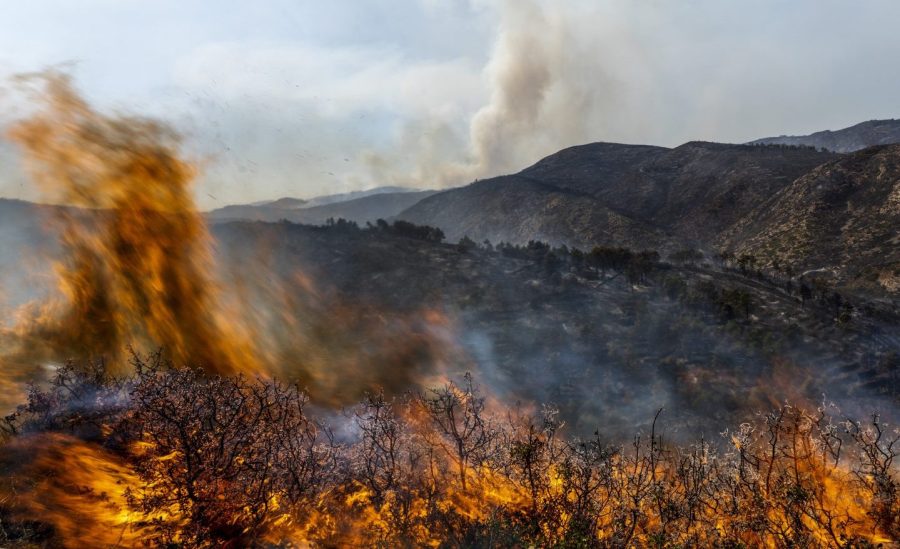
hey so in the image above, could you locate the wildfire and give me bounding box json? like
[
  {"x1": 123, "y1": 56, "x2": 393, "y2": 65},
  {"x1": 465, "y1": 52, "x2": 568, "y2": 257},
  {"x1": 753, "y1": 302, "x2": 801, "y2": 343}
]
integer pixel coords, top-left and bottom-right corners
[
  {"x1": 0, "y1": 73, "x2": 895, "y2": 547},
  {"x1": 0, "y1": 72, "x2": 465, "y2": 408},
  {"x1": 12, "y1": 367, "x2": 898, "y2": 547}
]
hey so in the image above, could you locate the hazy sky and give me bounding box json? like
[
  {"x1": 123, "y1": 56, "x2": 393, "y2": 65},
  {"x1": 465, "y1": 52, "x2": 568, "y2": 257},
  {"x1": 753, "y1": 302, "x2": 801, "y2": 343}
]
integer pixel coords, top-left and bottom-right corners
[{"x1": 1, "y1": 0, "x2": 899, "y2": 208}]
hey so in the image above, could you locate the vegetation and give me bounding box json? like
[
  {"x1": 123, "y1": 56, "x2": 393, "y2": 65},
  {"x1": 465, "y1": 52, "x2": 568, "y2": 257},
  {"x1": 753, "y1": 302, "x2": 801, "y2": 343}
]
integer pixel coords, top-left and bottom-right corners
[
  {"x1": 0, "y1": 356, "x2": 896, "y2": 547},
  {"x1": 321, "y1": 217, "x2": 447, "y2": 243}
]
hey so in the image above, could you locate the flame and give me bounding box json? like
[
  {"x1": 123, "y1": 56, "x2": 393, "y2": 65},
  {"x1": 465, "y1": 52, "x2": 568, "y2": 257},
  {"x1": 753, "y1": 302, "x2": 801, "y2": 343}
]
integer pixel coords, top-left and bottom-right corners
[
  {"x1": 0, "y1": 71, "x2": 476, "y2": 410},
  {"x1": 273, "y1": 403, "x2": 895, "y2": 547},
  {"x1": 4, "y1": 71, "x2": 257, "y2": 376},
  {"x1": 0, "y1": 72, "x2": 895, "y2": 547},
  {"x1": 0, "y1": 368, "x2": 895, "y2": 546},
  {"x1": 0, "y1": 433, "x2": 155, "y2": 548}
]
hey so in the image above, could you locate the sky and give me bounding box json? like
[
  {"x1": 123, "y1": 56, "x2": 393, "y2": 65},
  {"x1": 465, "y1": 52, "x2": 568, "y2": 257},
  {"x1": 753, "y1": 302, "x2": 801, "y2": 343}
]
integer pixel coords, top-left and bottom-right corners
[{"x1": 1, "y1": 0, "x2": 899, "y2": 209}]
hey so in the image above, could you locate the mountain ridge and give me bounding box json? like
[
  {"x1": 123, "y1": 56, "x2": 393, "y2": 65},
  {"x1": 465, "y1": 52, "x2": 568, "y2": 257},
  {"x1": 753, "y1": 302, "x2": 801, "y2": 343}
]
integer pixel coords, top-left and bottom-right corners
[
  {"x1": 208, "y1": 188, "x2": 436, "y2": 225},
  {"x1": 397, "y1": 141, "x2": 838, "y2": 253},
  {"x1": 747, "y1": 119, "x2": 900, "y2": 152}
]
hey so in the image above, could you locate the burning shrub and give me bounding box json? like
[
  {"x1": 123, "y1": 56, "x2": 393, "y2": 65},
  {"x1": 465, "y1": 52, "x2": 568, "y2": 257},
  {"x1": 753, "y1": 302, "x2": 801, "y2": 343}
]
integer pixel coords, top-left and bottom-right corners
[
  {"x1": 347, "y1": 390, "x2": 453, "y2": 546},
  {"x1": 0, "y1": 360, "x2": 897, "y2": 548},
  {"x1": 2, "y1": 358, "x2": 129, "y2": 439},
  {"x1": 121, "y1": 358, "x2": 338, "y2": 546}
]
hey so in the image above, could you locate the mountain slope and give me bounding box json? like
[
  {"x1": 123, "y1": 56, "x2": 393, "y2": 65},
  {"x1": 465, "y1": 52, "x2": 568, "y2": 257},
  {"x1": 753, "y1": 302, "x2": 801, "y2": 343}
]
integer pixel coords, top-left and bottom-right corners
[
  {"x1": 213, "y1": 221, "x2": 899, "y2": 433},
  {"x1": 301, "y1": 186, "x2": 418, "y2": 208},
  {"x1": 726, "y1": 144, "x2": 900, "y2": 294},
  {"x1": 0, "y1": 199, "x2": 896, "y2": 434},
  {"x1": 395, "y1": 174, "x2": 673, "y2": 250},
  {"x1": 748, "y1": 119, "x2": 900, "y2": 152},
  {"x1": 398, "y1": 142, "x2": 836, "y2": 249},
  {"x1": 523, "y1": 141, "x2": 837, "y2": 241}
]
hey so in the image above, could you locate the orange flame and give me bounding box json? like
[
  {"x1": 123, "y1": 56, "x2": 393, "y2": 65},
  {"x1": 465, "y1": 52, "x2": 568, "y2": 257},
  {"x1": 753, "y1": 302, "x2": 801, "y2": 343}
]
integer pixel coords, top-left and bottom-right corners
[
  {"x1": 0, "y1": 434, "x2": 156, "y2": 548},
  {"x1": 5, "y1": 71, "x2": 257, "y2": 376}
]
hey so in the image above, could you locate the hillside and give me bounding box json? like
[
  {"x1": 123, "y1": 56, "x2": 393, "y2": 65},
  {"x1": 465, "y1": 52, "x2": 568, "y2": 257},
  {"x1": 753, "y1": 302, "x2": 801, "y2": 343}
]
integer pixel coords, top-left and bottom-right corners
[
  {"x1": 389, "y1": 174, "x2": 673, "y2": 250},
  {"x1": 0, "y1": 198, "x2": 897, "y2": 434},
  {"x1": 301, "y1": 186, "x2": 419, "y2": 208},
  {"x1": 725, "y1": 144, "x2": 900, "y2": 295},
  {"x1": 748, "y1": 119, "x2": 900, "y2": 152},
  {"x1": 213, "y1": 221, "x2": 899, "y2": 435},
  {"x1": 523, "y1": 141, "x2": 837, "y2": 241},
  {"x1": 398, "y1": 141, "x2": 836, "y2": 250}
]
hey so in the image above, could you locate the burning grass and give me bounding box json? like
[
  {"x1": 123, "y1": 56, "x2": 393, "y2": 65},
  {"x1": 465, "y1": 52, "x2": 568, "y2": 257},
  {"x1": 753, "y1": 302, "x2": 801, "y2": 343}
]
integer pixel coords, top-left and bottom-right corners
[{"x1": 0, "y1": 355, "x2": 896, "y2": 548}]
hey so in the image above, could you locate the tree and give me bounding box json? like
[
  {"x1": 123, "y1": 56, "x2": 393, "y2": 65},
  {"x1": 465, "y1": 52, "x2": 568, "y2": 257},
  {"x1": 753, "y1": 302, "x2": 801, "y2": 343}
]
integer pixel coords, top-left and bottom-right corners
[
  {"x1": 668, "y1": 249, "x2": 704, "y2": 265},
  {"x1": 418, "y1": 374, "x2": 494, "y2": 490},
  {"x1": 457, "y1": 235, "x2": 477, "y2": 253},
  {"x1": 799, "y1": 283, "x2": 813, "y2": 307}
]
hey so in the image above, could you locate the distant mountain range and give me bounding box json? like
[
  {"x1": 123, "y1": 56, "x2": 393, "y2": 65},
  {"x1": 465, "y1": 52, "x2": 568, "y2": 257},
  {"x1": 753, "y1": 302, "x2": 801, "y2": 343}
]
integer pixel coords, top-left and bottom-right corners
[
  {"x1": 747, "y1": 119, "x2": 900, "y2": 152},
  {"x1": 207, "y1": 186, "x2": 435, "y2": 225}
]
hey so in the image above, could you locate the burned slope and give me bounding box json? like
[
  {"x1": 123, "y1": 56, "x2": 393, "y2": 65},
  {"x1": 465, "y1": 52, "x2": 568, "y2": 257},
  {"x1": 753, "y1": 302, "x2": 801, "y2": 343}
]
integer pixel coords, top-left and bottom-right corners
[
  {"x1": 726, "y1": 145, "x2": 900, "y2": 296},
  {"x1": 626, "y1": 142, "x2": 837, "y2": 242},
  {"x1": 749, "y1": 119, "x2": 900, "y2": 152},
  {"x1": 524, "y1": 141, "x2": 837, "y2": 242},
  {"x1": 213, "y1": 221, "x2": 899, "y2": 437},
  {"x1": 398, "y1": 143, "x2": 672, "y2": 249},
  {"x1": 399, "y1": 141, "x2": 836, "y2": 250},
  {"x1": 389, "y1": 175, "x2": 671, "y2": 250}
]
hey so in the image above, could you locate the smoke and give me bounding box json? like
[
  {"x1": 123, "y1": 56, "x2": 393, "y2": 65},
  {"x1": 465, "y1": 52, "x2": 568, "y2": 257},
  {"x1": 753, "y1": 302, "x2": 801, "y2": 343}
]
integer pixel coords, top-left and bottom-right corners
[
  {"x1": 360, "y1": 0, "x2": 632, "y2": 189},
  {"x1": 467, "y1": 0, "x2": 584, "y2": 177}
]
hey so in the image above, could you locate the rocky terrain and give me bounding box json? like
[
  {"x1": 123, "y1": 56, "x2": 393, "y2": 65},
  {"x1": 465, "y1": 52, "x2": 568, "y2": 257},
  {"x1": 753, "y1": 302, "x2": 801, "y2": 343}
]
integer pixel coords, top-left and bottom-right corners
[
  {"x1": 394, "y1": 138, "x2": 900, "y2": 297},
  {"x1": 518, "y1": 141, "x2": 837, "y2": 243},
  {"x1": 389, "y1": 174, "x2": 673, "y2": 251},
  {"x1": 397, "y1": 142, "x2": 838, "y2": 260},
  {"x1": 204, "y1": 120, "x2": 900, "y2": 299},
  {"x1": 726, "y1": 145, "x2": 900, "y2": 295}
]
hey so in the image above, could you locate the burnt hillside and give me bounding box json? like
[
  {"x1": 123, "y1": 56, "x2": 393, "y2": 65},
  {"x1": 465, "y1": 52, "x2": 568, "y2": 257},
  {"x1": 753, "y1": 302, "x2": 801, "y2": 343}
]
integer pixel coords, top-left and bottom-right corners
[
  {"x1": 398, "y1": 141, "x2": 836, "y2": 255},
  {"x1": 214, "y1": 220, "x2": 900, "y2": 436}
]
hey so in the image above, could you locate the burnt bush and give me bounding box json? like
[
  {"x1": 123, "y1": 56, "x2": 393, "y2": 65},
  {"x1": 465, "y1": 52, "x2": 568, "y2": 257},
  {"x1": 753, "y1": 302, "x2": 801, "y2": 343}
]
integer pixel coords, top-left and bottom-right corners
[{"x1": 0, "y1": 358, "x2": 897, "y2": 548}]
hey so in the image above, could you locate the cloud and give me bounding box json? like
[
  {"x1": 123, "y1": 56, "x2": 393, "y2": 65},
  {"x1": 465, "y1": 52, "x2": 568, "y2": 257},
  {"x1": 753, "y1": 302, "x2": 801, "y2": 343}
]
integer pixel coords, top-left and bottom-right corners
[
  {"x1": 173, "y1": 42, "x2": 485, "y2": 120},
  {"x1": 5, "y1": 0, "x2": 900, "y2": 206},
  {"x1": 168, "y1": 40, "x2": 488, "y2": 206}
]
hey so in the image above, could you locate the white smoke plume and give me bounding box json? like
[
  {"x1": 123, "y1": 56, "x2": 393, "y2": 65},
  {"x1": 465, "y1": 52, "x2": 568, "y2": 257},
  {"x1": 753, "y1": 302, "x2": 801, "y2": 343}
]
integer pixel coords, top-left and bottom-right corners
[{"x1": 363, "y1": 0, "x2": 635, "y2": 189}]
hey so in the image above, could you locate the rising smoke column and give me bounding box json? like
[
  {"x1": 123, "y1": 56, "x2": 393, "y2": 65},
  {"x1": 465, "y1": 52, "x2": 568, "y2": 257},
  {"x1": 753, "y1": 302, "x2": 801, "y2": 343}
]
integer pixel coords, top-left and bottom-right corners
[
  {"x1": 5, "y1": 72, "x2": 257, "y2": 376},
  {"x1": 364, "y1": 0, "x2": 609, "y2": 188},
  {"x1": 467, "y1": 0, "x2": 558, "y2": 176}
]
